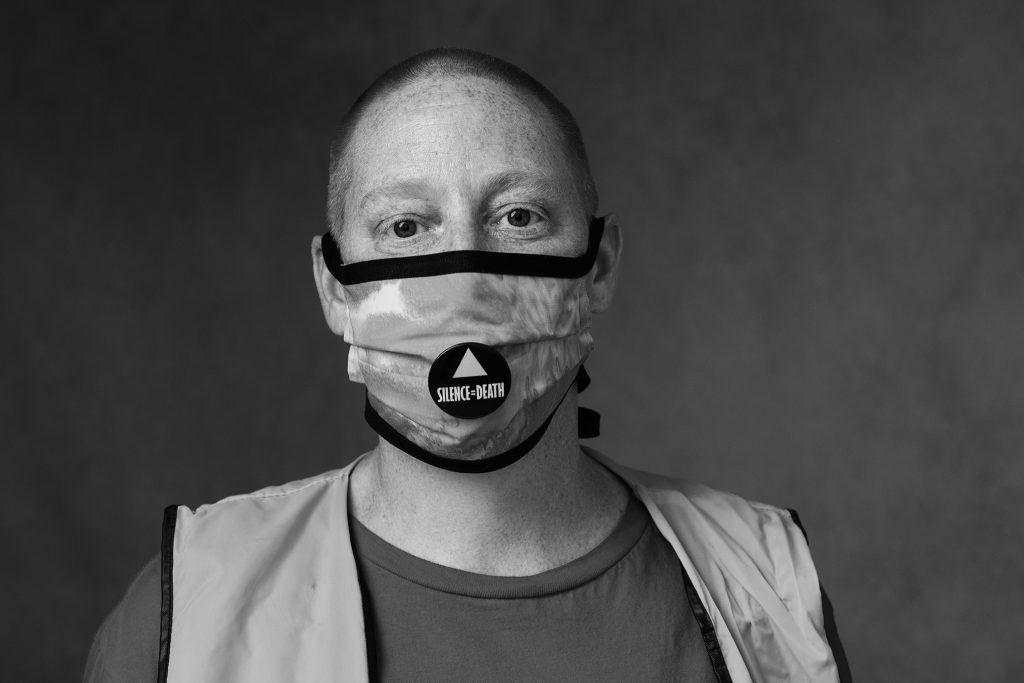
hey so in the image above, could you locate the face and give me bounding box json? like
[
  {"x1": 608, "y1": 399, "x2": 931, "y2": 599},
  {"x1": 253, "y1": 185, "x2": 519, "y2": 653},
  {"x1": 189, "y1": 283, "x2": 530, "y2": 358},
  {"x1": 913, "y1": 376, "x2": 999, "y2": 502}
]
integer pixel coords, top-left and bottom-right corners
[
  {"x1": 337, "y1": 75, "x2": 592, "y2": 263},
  {"x1": 311, "y1": 73, "x2": 621, "y2": 459}
]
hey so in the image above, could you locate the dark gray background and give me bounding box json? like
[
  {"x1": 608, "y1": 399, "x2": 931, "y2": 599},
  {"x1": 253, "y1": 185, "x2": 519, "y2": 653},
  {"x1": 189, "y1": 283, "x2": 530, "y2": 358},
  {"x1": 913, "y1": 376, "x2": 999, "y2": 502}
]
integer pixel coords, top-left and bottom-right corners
[{"x1": 4, "y1": 1, "x2": 1022, "y2": 680}]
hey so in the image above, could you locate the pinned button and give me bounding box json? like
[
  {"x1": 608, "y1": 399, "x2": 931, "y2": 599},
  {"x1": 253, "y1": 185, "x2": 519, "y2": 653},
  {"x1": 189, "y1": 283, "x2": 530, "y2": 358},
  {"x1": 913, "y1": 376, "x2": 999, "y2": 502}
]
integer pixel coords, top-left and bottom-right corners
[{"x1": 428, "y1": 342, "x2": 511, "y2": 419}]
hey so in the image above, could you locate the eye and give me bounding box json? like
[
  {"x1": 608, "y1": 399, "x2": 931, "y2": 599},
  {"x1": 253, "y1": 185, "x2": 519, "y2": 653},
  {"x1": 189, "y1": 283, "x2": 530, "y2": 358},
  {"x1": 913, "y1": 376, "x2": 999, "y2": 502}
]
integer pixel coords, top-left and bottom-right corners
[
  {"x1": 503, "y1": 207, "x2": 539, "y2": 228},
  {"x1": 390, "y1": 218, "x2": 420, "y2": 238}
]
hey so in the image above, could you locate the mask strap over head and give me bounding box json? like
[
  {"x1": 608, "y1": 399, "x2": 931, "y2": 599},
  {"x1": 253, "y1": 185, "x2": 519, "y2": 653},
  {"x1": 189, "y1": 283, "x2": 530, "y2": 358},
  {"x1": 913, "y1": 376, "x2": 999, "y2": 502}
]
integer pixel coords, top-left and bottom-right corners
[{"x1": 364, "y1": 366, "x2": 600, "y2": 474}]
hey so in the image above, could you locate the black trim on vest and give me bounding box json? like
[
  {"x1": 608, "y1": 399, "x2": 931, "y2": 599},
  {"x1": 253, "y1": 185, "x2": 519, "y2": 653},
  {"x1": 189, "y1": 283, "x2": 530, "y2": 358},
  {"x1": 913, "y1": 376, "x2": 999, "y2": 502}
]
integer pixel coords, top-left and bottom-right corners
[
  {"x1": 787, "y1": 508, "x2": 808, "y2": 542},
  {"x1": 354, "y1": 563, "x2": 379, "y2": 682},
  {"x1": 822, "y1": 586, "x2": 854, "y2": 683},
  {"x1": 680, "y1": 565, "x2": 733, "y2": 683},
  {"x1": 321, "y1": 217, "x2": 605, "y2": 285},
  {"x1": 364, "y1": 367, "x2": 597, "y2": 474},
  {"x1": 786, "y1": 509, "x2": 854, "y2": 683},
  {"x1": 157, "y1": 504, "x2": 179, "y2": 683}
]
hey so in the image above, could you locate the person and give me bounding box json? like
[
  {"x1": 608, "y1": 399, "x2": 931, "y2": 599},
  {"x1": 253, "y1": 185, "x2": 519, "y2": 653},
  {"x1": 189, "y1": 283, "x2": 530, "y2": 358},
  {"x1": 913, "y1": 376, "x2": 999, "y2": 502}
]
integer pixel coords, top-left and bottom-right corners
[{"x1": 84, "y1": 48, "x2": 851, "y2": 682}]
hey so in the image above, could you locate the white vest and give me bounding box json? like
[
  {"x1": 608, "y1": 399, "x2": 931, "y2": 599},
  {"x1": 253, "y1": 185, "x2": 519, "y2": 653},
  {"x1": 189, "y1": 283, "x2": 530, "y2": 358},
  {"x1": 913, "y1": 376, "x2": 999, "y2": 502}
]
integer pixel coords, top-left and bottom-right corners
[{"x1": 162, "y1": 448, "x2": 840, "y2": 682}]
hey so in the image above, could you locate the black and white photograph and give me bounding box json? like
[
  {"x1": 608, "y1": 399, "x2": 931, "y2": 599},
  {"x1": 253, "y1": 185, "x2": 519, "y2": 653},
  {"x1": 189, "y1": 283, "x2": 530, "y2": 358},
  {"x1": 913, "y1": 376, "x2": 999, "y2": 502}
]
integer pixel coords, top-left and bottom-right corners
[{"x1": 3, "y1": 1, "x2": 1022, "y2": 681}]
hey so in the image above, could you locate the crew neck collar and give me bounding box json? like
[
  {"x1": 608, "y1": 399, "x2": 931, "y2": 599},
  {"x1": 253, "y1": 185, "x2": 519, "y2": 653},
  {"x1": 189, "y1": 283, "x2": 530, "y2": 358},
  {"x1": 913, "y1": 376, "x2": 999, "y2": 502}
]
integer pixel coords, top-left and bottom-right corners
[{"x1": 348, "y1": 491, "x2": 649, "y2": 599}]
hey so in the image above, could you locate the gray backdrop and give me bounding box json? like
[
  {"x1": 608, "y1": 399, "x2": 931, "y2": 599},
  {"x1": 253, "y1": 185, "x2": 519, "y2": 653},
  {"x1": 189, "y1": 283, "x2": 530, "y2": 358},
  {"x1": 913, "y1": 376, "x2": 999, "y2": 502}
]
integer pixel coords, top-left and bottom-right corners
[{"x1": 4, "y1": 1, "x2": 1022, "y2": 680}]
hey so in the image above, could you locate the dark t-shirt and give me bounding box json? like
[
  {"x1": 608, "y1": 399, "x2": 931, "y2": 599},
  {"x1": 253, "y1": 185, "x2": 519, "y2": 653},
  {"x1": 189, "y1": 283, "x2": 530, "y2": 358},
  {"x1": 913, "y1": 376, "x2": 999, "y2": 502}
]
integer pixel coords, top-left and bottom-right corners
[
  {"x1": 350, "y1": 491, "x2": 718, "y2": 682},
  {"x1": 83, "y1": 553, "x2": 161, "y2": 682},
  {"x1": 83, "y1": 494, "x2": 719, "y2": 682}
]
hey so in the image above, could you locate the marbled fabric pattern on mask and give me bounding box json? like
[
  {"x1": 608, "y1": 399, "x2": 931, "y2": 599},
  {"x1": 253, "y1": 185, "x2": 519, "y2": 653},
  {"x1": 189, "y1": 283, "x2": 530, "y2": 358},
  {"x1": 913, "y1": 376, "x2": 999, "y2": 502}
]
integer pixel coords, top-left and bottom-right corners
[{"x1": 342, "y1": 272, "x2": 593, "y2": 447}]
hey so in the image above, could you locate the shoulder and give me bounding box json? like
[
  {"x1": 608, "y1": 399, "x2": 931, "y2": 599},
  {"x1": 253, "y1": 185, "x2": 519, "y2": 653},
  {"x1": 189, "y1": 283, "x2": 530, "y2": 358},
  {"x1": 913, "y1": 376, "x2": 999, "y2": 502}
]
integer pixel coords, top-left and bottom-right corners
[
  {"x1": 191, "y1": 466, "x2": 353, "y2": 513},
  {"x1": 167, "y1": 463, "x2": 365, "y2": 594},
  {"x1": 605, "y1": 458, "x2": 849, "y2": 681},
  {"x1": 84, "y1": 555, "x2": 161, "y2": 682},
  {"x1": 629, "y1": 463, "x2": 802, "y2": 540},
  {"x1": 590, "y1": 447, "x2": 823, "y2": 613},
  {"x1": 591, "y1": 446, "x2": 800, "y2": 536},
  {"x1": 172, "y1": 463, "x2": 359, "y2": 536}
]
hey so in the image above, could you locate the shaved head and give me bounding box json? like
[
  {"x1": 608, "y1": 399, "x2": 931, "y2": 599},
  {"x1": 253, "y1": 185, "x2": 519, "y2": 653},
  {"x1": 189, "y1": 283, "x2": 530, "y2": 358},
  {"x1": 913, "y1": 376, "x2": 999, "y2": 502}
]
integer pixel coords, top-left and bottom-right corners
[{"x1": 326, "y1": 48, "x2": 598, "y2": 237}]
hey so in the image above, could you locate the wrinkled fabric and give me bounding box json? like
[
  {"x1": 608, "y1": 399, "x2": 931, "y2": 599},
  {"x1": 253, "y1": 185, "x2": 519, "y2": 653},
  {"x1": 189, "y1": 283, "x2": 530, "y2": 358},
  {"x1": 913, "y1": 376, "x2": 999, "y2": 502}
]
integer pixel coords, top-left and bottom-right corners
[
  {"x1": 343, "y1": 271, "x2": 592, "y2": 448},
  {"x1": 165, "y1": 448, "x2": 840, "y2": 682},
  {"x1": 588, "y1": 450, "x2": 841, "y2": 682}
]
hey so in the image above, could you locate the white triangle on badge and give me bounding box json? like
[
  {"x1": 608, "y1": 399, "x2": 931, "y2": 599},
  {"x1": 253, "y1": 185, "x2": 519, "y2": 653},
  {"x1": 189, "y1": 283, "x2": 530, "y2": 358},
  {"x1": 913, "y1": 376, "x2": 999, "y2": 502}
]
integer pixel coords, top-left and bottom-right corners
[{"x1": 452, "y1": 348, "x2": 488, "y2": 378}]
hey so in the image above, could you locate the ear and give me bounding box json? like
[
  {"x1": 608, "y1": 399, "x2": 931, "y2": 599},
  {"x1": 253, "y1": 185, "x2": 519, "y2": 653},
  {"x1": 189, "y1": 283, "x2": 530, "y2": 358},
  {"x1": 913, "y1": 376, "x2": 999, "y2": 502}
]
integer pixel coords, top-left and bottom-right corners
[
  {"x1": 311, "y1": 234, "x2": 349, "y2": 336},
  {"x1": 587, "y1": 213, "x2": 622, "y2": 314}
]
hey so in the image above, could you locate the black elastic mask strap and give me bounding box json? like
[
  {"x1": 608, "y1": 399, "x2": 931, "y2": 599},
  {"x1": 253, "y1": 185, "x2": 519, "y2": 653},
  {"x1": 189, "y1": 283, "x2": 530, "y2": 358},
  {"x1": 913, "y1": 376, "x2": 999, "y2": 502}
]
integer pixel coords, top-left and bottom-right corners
[
  {"x1": 574, "y1": 365, "x2": 600, "y2": 438},
  {"x1": 578, "y1": 407, "x2": 600, "y2": 439},
  {"x1": 364, "y1": 366, "x2": 598, "y2": 474},
  {"x1": 322, "y1": 216, "x2": 605, "y2": 285}
]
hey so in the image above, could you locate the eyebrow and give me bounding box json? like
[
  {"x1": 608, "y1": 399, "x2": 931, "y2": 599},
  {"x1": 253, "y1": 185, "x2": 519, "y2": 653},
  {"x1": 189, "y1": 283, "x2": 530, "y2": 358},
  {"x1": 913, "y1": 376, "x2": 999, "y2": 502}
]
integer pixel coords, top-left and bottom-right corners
[
  {"x1": 356, "y1": 170, "x2": 563, "y2": 213},
  {"x1": 358, "y1": 179, "x2": 438, "y2": 211},
  {"x1": 479, "y1": 170, "x2": 561, "y2": 203}
]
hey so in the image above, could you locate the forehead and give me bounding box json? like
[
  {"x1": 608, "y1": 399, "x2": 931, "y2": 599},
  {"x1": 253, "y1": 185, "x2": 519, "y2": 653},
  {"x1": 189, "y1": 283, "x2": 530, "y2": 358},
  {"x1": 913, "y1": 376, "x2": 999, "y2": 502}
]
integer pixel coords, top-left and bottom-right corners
[{"x1": 343, "y1": 75, "x2": 576, "y2": 201}]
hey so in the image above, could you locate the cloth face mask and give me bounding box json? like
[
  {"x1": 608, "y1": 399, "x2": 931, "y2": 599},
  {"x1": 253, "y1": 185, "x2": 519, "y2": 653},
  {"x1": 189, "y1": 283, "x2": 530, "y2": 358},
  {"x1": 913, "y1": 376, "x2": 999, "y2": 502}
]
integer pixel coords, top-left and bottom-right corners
[{"x1": 320, "y1": 217, "x2": 604, "y2": 473}]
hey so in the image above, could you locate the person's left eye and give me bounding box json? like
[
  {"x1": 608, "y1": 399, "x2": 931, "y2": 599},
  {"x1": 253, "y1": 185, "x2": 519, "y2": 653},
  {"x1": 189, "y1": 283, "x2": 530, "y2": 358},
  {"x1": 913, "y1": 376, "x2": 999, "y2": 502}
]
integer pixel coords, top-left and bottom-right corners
[{"x1": 501, "y1": 207, "x2": 541, "y2": 228}]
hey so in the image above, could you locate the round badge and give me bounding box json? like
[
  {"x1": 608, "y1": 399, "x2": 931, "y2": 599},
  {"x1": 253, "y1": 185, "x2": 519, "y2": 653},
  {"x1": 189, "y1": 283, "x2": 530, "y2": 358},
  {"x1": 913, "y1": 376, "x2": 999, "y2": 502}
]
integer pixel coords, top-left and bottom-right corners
[{"x1": 428, "y1": 342, "x2": 511, "y2": 419}]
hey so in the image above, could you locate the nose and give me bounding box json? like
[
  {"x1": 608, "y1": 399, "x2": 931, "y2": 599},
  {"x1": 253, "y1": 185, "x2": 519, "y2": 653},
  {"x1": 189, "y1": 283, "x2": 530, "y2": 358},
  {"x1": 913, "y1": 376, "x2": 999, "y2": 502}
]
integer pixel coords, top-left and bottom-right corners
[{"x1": 444, "y1": 207, "x2": 485, "y2": 252}]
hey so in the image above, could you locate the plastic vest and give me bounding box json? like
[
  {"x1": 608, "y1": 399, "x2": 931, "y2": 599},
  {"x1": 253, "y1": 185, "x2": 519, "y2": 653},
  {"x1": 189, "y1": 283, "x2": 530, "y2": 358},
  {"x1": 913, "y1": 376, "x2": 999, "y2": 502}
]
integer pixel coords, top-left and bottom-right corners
[{"x1": 159, "y1": 448, "x2": 840, "y2": 682}]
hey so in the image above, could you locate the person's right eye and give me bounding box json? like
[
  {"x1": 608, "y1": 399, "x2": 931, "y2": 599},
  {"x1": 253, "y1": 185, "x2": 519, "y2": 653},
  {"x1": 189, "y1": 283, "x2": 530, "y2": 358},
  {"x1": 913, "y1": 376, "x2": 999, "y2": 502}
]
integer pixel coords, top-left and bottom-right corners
[{"x1": 389, "y1": 218, "x2": 420, "y2": 238}]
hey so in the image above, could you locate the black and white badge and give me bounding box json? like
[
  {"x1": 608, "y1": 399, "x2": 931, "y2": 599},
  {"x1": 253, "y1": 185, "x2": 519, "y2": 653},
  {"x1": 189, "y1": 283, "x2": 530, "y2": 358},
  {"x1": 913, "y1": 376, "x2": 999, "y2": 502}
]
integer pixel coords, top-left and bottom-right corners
[{"x1": 428, "y1": 342, "x2": 511, "y2": 419}]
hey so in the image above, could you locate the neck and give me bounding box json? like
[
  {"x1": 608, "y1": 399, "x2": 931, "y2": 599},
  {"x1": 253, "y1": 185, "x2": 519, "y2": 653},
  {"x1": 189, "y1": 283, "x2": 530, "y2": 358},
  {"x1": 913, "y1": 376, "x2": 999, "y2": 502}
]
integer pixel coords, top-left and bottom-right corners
[{"x1": 348, "y1": 388, "x2": 630, "y2": 576}]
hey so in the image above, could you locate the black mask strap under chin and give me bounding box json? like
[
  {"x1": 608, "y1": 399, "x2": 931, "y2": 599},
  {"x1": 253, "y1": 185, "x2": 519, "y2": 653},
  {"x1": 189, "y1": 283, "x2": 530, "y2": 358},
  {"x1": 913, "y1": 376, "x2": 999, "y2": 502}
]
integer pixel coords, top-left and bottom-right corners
[{"x1": 364, "y1": 366, "x2": 600, "y2": 474}]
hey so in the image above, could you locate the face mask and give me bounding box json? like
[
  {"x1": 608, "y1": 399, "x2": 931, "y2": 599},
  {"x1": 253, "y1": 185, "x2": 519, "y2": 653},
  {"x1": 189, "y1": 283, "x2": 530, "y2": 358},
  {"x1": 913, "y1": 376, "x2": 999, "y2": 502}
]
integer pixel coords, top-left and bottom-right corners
[{"x1": 320, "y1": 217, "x2": 604, "y2": 473}]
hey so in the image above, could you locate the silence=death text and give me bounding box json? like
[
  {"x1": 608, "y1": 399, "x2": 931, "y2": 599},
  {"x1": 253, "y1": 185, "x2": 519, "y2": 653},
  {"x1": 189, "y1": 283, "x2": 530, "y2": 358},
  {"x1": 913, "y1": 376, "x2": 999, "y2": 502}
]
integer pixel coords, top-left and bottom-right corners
[{"x1": 435, "y1": 382, "x2": 506, "y2": 403}]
